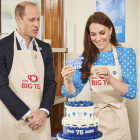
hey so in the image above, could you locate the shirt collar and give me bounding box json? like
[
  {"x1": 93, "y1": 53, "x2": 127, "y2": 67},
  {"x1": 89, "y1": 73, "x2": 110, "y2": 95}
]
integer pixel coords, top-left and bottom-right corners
[{"x1": 15, "y1": 30, "x2": 34, "y2": 45}]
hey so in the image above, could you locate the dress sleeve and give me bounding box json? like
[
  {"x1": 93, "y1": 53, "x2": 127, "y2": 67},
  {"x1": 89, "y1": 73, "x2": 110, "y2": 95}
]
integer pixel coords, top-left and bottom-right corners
[
  {"x1": 61, "y1": 69, "x2": 88, "y2": 98},
  {"x1": 120, "y1": 48, "x2": 137, "y2": 99}
]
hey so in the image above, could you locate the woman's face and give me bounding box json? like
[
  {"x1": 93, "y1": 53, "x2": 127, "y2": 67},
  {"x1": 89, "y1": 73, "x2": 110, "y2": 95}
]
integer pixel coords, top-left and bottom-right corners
[{"x1": 89, "y1": 23, "x2": 112, "y2": 52}]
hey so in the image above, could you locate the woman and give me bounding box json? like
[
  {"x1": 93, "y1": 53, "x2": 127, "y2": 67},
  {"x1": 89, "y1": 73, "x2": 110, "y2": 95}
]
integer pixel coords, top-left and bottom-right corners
[{"x1": 61, "y1": 12, "x2": 137, "y2": 140}]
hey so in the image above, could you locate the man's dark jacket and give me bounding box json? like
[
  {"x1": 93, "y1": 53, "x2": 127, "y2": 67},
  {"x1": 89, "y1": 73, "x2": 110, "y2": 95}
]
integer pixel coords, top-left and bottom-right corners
[{"x1": 0, "y1": 32, "x2": 57, "y2": 120}]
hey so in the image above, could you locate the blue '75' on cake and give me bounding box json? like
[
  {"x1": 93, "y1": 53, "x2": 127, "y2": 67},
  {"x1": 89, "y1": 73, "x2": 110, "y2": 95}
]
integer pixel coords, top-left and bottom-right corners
[{"x1": 57, "y1": 101, "x2": 103, "y2": 140}]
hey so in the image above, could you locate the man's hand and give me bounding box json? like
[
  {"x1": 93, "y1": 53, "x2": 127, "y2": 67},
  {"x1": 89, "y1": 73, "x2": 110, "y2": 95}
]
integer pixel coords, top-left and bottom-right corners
[{"x1": 26, "y1": 110, "x2": 47, "y2": 130}]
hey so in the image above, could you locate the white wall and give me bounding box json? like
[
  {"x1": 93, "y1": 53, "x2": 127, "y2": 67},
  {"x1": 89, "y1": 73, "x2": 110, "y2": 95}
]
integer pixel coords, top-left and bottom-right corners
[
  {"x1": 64, "y1": 0, "x2": 138, "y2": 140},
  {"x1": 124, "y1": 1, "x2": 138, "y2": 140},
  {"x1": 64, "y1": 0, "x2": 96, "y2": 102},
  {"x1": 1, "y1": 0, "x2": 41, "y2": 39},
  {"x1": 138, "y1": 0, "x2": 140, "y2": 139}
]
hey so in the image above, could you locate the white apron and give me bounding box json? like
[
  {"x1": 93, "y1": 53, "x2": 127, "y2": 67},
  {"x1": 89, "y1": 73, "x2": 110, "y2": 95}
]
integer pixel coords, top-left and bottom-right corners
[
  {"x1": 90, "y1": 46, "x2": 131, "y2": 140},
  {"x1": 0, "y1": 32, "x2": 51, "y2": 140}
]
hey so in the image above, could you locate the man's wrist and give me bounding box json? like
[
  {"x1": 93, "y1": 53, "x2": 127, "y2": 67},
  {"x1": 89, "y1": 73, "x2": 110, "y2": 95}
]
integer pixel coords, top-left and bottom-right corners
[
  {"x1": 39, "y1": 108, "x2": 49, "y2": 117},
  {"x1": 22, "y1": 110, "x2": 32, "y2": 120},
  {"x1": 41, "y1": 110, "x2": 48, "y2": 117}
]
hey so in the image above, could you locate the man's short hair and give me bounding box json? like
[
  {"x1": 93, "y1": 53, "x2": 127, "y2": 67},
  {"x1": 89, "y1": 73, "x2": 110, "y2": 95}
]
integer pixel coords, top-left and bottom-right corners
[{"x1": 15, "y1": 1, "x2": 36, "y2": 19}]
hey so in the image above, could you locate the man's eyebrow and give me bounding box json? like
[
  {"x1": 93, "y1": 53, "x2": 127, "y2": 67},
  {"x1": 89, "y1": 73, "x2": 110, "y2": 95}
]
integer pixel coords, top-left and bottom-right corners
[
  {"x1": 29, "y1": 17, "x2": 40, "y2": 19},
  {"x1": 29, "y1": 18, "x2": 35, "y2": 19}
]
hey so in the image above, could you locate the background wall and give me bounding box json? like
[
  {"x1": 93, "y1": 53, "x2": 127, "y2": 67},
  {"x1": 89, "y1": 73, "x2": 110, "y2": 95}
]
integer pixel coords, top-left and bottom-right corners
[
  {"x1": 138, "y1": 0, "x2": 140, "y2": 139},
  {"x1": 1, "y1": 0, "x2": 41, "y2": 39},
  {"x1": 64, "y1": 0, "x2": 138, "y2": 140}
]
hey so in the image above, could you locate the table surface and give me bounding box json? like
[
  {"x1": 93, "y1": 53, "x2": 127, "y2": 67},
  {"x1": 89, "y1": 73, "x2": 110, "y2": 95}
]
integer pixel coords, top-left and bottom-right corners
[{"x1": 53, "y1": 96, "x2": 67, "y2": 105}]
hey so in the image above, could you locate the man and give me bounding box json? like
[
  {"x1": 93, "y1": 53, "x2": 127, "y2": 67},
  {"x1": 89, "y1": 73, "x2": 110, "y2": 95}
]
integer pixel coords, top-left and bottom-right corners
[{"x1": 0, "y1": 1, "x2": 56, "y2": 140}]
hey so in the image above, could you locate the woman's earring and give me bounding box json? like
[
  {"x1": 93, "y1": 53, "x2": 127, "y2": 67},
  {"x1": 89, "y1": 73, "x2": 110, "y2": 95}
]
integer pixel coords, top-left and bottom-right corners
[{"x1": 110, "y1": 35, "x2": 111, "y2": 39}]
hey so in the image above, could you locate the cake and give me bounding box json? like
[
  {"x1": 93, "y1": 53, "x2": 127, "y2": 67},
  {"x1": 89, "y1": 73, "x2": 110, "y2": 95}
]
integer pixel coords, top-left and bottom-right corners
[{"x1": 57, "y1": 101, "x2": 103, "y2": 140}]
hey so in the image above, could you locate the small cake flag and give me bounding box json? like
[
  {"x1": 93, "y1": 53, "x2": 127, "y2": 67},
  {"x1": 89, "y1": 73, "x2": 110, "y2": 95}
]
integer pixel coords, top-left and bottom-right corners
[{"x1": 66, "y1": 57, "x2": 84, "y2": 70}]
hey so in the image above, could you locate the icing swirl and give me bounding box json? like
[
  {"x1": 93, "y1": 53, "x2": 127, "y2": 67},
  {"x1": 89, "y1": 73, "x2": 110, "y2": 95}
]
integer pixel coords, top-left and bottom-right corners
[{"x1": 66, "y1": 101, "x2": 94, "y2": 107}]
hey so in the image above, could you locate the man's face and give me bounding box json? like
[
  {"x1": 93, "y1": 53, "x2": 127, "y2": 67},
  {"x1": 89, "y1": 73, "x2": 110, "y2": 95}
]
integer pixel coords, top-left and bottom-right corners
[{"x1": 19, "y1": 5, "x2": 40, "y2": 38}]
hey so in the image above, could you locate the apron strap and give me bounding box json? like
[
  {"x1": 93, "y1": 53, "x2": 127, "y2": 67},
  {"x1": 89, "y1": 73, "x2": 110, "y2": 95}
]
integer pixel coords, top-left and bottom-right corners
[
  {"x1": 112, "y1": 46, "x2": 119, "y2": 66},
  {"x1": 34, "y1": 38, "x2": 40, "y2": 52},
  {"x1": 14, "y1": 31, "x2": 18, "y2": 51},
  {"x1": 14, "y1": 31, "x2": 40, "y2": 52},
  {"x1": 112, "y1": 46, "x2": 122, "y2": 73}
]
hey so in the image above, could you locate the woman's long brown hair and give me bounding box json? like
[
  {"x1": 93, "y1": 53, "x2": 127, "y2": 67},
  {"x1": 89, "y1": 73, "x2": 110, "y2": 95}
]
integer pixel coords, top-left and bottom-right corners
[{"x1": 80, "y1": 12, "x2": 121, "y2": 83}]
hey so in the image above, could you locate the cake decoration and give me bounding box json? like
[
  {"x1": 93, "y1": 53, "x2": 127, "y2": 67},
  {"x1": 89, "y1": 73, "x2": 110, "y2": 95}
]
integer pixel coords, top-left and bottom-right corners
[{"x1": 57, "y1": 101, "x2": 104, "y2": 140}]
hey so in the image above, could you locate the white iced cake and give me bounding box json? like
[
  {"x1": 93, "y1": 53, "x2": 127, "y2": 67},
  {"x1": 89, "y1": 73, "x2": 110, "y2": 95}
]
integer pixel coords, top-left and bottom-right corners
[{"x1": 57, "y1": 101, "x2": 103, "y2": 140}]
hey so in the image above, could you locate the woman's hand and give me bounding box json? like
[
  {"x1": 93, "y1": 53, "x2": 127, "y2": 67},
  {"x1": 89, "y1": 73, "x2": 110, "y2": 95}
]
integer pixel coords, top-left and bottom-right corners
[
  {"x1": 94, "y1": 67, "x2": 128, "y2": 95},
  {"x1": 61, "y1": 65, "x2": 75, "y2": 83},
  {"x1": 94, "y1": 67, "x2": 112, "y2": 83},
  {"x1": 61, "y1": 65, "x2": 75, "y2": 94}
]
